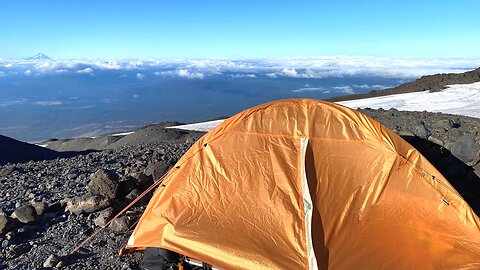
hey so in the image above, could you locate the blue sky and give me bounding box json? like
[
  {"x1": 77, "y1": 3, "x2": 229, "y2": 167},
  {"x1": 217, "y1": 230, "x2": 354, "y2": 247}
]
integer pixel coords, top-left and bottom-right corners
[{"x1": 0, "y1": 0, "x2": 479, "y2": 59}]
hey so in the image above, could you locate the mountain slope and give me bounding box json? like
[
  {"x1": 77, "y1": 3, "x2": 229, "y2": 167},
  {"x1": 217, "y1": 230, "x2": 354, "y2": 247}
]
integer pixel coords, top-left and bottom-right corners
[
  {"x1": 328, "y1": 67, "x2": 480, "y2": 102},
  {"x1": 26, "y1": 53, "x2": 51, "y2": 60},
  {"x1": 0, "y1": 134, "x2": 60, "y2": 165}
]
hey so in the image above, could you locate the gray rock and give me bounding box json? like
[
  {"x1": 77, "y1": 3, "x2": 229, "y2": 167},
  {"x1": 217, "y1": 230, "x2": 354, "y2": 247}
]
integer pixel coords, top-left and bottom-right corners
[
  {"x1": 428, "y1": 136, "x2": 444, "y2": 147},
  {"x1": 94, "y1": 207, "x2": 115, "y2": 227},
  {"x1": 109, "y1": 216, "x2": 131, "y2": 233},
  {"x1": 12, "y1": 205, "x2": 38, "y2": 224},
  {"x1": 130, "y1": 172, "x2": 153, "y2": 187},
  {"x1": 1, "y1": 239, "x2": 9, "y2": 248},
  {"x1": 474, "y1": 162, "x2": 480, "y2": 178},
  {"x1": 32, "y1": 201, "x2": 48, "y2": 216},
  {"x1": 125, "y1": 188, "x2": 150, "y2": 204},
  {"x1": 5, "y1": 243, "x2": 31, "y2": 259},
  {"x1": 118, "y1": 177, "x2": 136, "y2": 198},
  {"x1": 448, "y1": 128, "x2": 464, "y2": 140},
  {"x1": 0, "y1": 165, "x2": 15, "y2": 176},
  {"x1": 145, "y1": 161, "x2": 169, "y2": 180},
  {"x1": 412, "y1": 121, "x2": 431, "y2": 139},
  {"x1": 43, "y1": 254, "x2": 61, "y2": 268},
  {"x1": 55, "y1": 260, "x2": 66, "y2": 268},
  {"x1": 0, "y1": 215, "x2": 14, "y2": 234},
  {"x1": 432, "y1": 119, "x2": 454, "y2": 130},
  {"x1": 66, "y1": 195, "x2": 111, "y2": 215},
  {"x1": 87, "y1": 169, "x2": 120, "y2": 199},
  {"x1": 451, "y1": 135, "x2": 480, "y2": 165},
  {"x1": 397, "y1": 129, "x2": 415, "y2": 137}
]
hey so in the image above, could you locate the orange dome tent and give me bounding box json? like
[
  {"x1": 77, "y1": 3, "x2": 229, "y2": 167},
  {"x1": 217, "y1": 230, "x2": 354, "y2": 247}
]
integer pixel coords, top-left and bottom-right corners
[{"x1": 124, "y1": 99, "x2": 480, "y2": 269}]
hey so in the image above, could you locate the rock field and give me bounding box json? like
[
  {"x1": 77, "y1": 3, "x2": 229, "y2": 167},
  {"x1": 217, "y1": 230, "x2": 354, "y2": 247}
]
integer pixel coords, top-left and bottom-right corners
[{"x1": 1, "y1": 109, "x2": 480, "y2": 269}]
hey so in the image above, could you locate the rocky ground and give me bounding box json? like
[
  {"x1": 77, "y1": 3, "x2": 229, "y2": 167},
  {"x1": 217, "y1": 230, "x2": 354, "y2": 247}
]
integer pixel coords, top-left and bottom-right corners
[
  {"x1": 0, "y1": 124, "x2": 203, "y2": 269},
  {"x1": 1, "y1": 109, "x2": 480, "y2": 269},
  {"x1": 358, "y1": 108, "x2": 480, "y2": 211}
]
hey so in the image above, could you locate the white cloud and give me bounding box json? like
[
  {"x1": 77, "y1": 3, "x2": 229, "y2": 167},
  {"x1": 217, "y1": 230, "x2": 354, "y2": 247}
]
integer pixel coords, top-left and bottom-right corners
[
  {"x1": 291, "y1": 86, "x2": 325, "y2": 93},
  {"x1": 292, "y1": 84, "x2": 389, "y2": 94},
  {"x1": 34, "y1": 101, "x2": 62, "y2": 106},
  {"x1": 352, "y1": 84, "x2": 387, "y2": 90},
  {"x1": 136, "y1": 73, "x2": 146, "y2": 79},
  {"x1": 133, "y1": 94, "x2": 140, "y2": 98},
  {"x1": 58, "y1": 105, "x2": 95, "y2": 110},
  {"x1": 24, "y1": 70, "x2": 32, "y2": 76},
  {"x1": 0, "y1": 100, "x2": 27, "y2": 107},
  {"x1": 77, "y1": 67, "x2": 93, "y2": 74},
  {"x1": 178, "y1": 69, "x2": 204, "y2": 79},
  {"x1": 0, "y1": 56, "x2": 478, "y2": 79},
  {"x1": 280, "y1": 68, "x2": 299, "y2": 77},
  {"x1": 230, "y1": 73, "x2": 257, "y2": 78},
  {"x1": 333, "y1": 86, "x2": 355, "y2": 94},
  {"x1": 156, "y1": 69, "x2": 204, "y2": 79}
]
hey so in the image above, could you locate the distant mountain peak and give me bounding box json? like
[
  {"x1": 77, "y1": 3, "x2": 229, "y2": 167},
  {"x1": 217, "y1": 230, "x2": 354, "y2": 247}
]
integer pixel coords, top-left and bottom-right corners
[{"x1": 26, "y1": 53, "x2": 51, "y2": 60}]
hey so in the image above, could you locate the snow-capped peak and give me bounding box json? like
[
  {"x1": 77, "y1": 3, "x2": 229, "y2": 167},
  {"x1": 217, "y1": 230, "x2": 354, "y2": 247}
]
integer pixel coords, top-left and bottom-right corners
[{"x1": 26, "y1": 53, "x2": 51, "y2": 60}]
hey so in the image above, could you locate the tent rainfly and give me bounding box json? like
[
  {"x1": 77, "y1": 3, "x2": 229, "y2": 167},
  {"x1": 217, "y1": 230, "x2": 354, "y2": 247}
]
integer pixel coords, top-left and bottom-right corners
[{"x1": 124, "y1": 99, "x2": 480, "y2": 269}]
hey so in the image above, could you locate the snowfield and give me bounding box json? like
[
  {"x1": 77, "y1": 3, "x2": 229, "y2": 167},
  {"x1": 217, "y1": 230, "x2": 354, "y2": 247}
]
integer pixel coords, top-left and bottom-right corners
[
  {"x1": 166, "y1": 120, "x2": 225, "y2": 132},
  {"x1": 338, "y1": 82, "x2": 480, "y2": 118},
  {"x1": 168, "y1": 82, "x2": 480, "y2": 132}
]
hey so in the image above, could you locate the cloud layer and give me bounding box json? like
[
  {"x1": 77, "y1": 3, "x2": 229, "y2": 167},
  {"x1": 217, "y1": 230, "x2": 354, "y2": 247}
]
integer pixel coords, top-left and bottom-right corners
[{"x1": 0, "y1": 56, "x2": 479, "y2": 80}]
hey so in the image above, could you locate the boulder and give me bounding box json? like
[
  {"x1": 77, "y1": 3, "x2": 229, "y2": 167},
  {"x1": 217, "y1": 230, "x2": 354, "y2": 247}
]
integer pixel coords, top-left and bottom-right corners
[
  {"x1": 94, "y1": 207, "x2": 115, "y2": 227},
  {"x1": 87, "y1": 169, "x2": 120, "y2": 199},
  {"x1": 109, "y1": 216, "x2": 131, "y2": 233},
  {"x1": 32, "y1": 201, "x2": 48, "y2": 216},
  {"x1": 125, "y1": 188, "x2": 150, "y2": 204},
  {"x1": 145, "y1": 161, "x2": 170, "y2": 180},
  {"x1": 0, "y1": 215, "x2": 14, "y2": 234},
  {"x1": 474, "y1": 162, "x2": 480, "y2": 178},
  {"x1": 397, "y1": 129, "x2": 415, "y2": 137},
  {"x1": 432, "y1": 119, "x2": 454, "y2": 130},
  {"x1": 130, "y1": 172, "x2": 153, "y2": 188},
  {"x1": 412, "y1": 121, "x2": 431, "y2": 139},
  {"x1": 66, "y1": 195, "x2": 111, "y2": 215},
  {"x1": 5, "y1": 243, "x2": 31, "y2": 259},
  {"x1": 451, "y1": 135, "x2": 480, "y2": 166},
  {"x1": 0, "y1": 165, "x2": 15, "y2": 176},
  {"x1": 447, "y1": 128, "x2": 464, "y2": 141},
  {"x1": 12, "y1": 205, "x2": 38, "y2": 224},
  {"x1": 43, "y1": 254, "x2": 62, "y2": 268},
  {"x1": 427, "y1": 136, "x2": 444, "y2": 147},
  {"x1": 118, "y1": 177, "x2": 136, "y2": 198}
]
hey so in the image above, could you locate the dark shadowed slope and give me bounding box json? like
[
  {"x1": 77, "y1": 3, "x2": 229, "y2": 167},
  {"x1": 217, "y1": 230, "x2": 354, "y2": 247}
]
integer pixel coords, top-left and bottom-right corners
[
  {"x1": 328, "y1": 67, "x2": 480, "y2": 102},
  {"x1": 0, "y1": 134, "x2": 60, "y2": 165},
  {"x1": 42, "y1": 123, "x2": 204, "y2": 152}
]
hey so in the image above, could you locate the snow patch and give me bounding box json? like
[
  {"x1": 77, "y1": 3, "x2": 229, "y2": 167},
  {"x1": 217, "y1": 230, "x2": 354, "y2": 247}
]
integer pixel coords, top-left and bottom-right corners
[
  {"x1": 166, "y1": 120, "x2": 225, "y2": 132},
  {"x1": 110, "y1": 131, "x2": 135, "y2": 137},
  {"x1": 167, "y1": 82, "x2": 480, "y2": 132},
  {"x1": 338, "y1": 82, "x2": 480, "y2": 119}
]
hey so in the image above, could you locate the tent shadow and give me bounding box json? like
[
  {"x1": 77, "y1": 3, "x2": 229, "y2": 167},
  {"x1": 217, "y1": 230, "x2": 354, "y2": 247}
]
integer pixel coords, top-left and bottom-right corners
[{"x1": 401, "y1": 135, "x2": 480, "y2": 215}]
